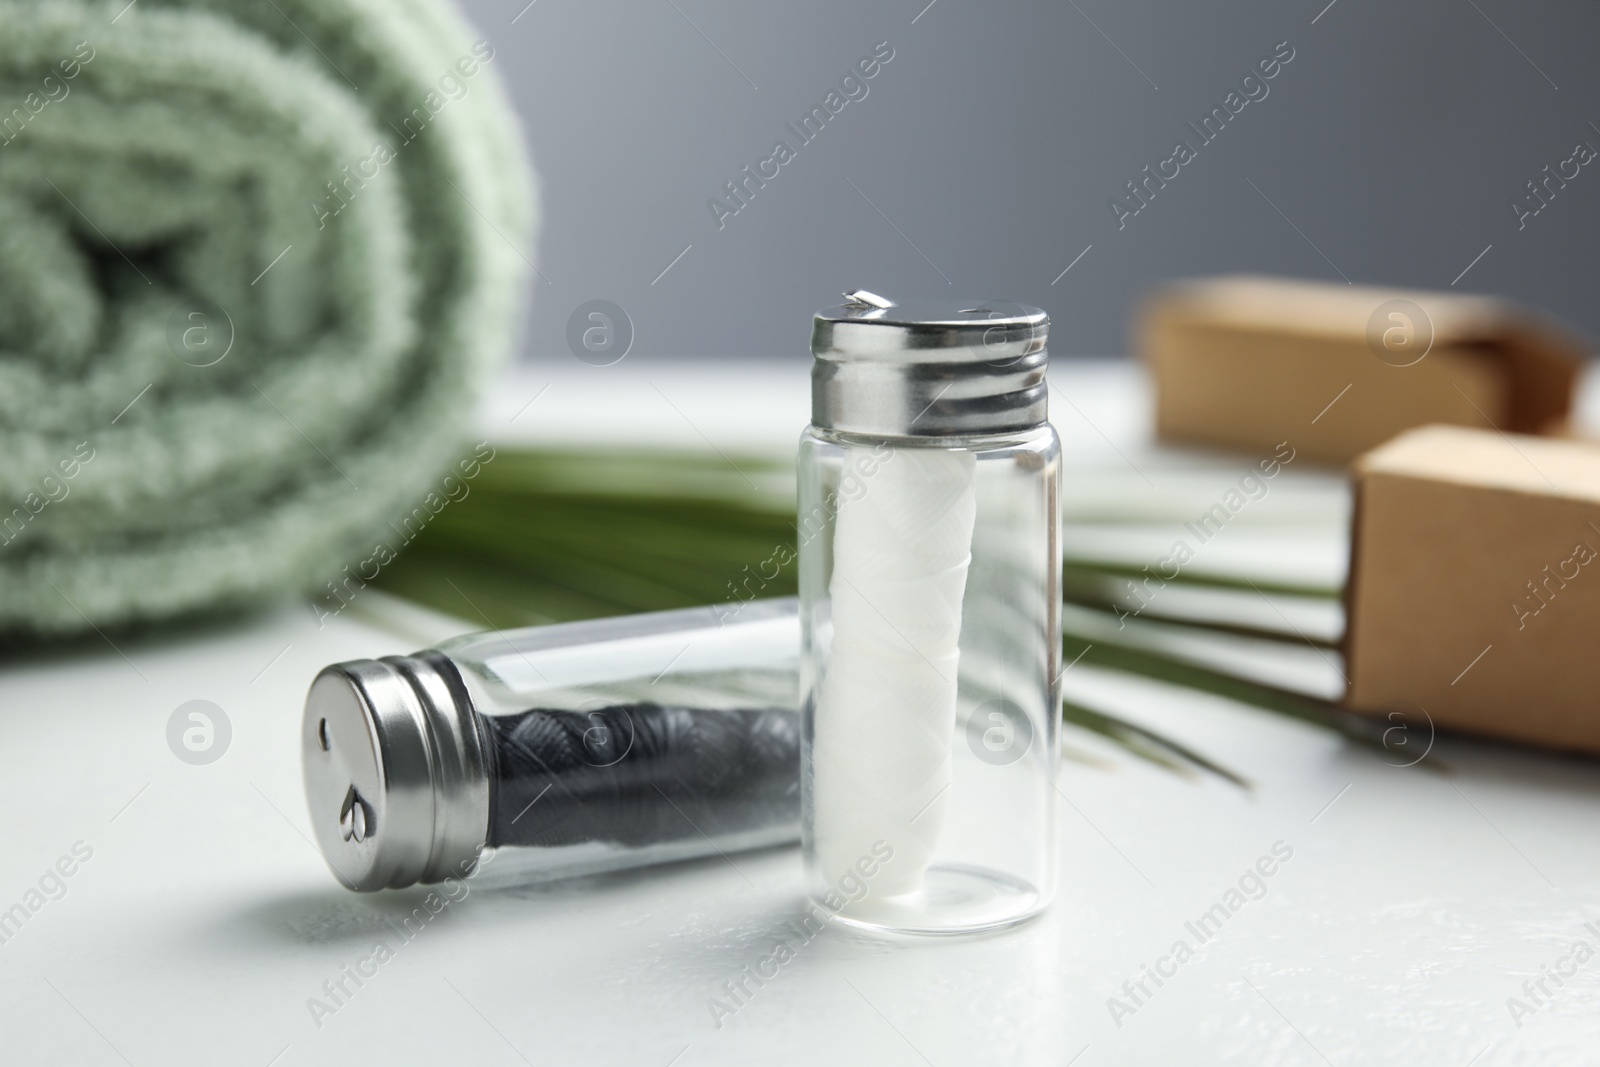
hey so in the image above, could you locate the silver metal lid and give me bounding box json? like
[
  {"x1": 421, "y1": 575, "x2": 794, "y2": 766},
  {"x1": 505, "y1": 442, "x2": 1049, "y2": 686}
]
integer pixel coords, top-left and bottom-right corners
[
  {"x1": 302, "y1": 652, "x2": 490, "y2": 891},
  {"x1": 810, "y1": 290, "x2": 1050, "y2": 436}
]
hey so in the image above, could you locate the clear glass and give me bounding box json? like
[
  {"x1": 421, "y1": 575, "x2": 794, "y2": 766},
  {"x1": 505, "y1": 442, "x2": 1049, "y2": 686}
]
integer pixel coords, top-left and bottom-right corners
[
  {"x1": 799, "y1": 425, "x2": 1060, "y2": 934},
  {"x1": 437, "y1": 600, "x2": 800, "y2": 887}
]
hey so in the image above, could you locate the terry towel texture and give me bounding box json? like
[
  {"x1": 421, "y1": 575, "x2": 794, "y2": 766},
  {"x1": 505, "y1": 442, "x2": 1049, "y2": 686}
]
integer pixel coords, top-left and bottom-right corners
[{"x1": 0, "y1": 0, "x2": 535, "y2": 632}]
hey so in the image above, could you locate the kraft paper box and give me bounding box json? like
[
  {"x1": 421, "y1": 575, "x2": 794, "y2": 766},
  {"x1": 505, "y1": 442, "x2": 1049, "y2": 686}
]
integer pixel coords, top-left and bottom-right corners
[
  {"x1": 1141, "y1": 276, "x2": 1585, "y2": 464},
  {"x1": 1345, "y1": 425, "x2": 1600, "y2": 755}
]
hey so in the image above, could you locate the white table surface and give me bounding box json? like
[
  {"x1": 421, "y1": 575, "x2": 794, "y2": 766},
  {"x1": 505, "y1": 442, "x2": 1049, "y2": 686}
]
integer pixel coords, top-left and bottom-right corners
[{"x1": 3, "y1": 359, "x2": 1599, "y2": 1066}]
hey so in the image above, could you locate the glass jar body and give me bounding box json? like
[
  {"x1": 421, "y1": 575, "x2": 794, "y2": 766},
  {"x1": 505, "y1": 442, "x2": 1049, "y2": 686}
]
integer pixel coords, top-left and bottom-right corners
[
  {"x1": 437, "y1": 600, "x2": 801, "y2": 887},
  {"x1": 798, "y1": 424, "x2": 1061, "y2": 934}
]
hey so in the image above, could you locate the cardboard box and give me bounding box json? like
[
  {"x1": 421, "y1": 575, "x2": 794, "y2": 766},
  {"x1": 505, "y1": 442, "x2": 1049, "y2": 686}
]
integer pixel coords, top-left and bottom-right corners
[
  {"x1": 1142, "y1": 276, "x2": 1585, "y2": 464},
  {"x1": 1345, "y1": 425, "x2": 1600, "y2": 754}
]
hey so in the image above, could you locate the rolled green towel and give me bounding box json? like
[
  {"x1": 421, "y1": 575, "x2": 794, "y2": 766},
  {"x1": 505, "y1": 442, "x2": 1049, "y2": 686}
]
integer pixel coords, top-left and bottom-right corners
[{"x1": 0, "y1": 0, "x2": 535, "y2": 634}]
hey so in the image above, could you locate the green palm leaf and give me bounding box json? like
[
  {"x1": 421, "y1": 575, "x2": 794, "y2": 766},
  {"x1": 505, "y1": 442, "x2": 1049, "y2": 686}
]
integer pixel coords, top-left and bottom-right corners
[{"x1": 371, "y1": 447, "x2": 1415, "y2": 787}]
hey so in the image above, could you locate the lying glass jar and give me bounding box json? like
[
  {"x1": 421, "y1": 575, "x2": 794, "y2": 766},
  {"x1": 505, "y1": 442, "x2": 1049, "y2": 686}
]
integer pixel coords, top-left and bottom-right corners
[{"x1": 302, "y1": 599, "x2": 800, "y2": 891}]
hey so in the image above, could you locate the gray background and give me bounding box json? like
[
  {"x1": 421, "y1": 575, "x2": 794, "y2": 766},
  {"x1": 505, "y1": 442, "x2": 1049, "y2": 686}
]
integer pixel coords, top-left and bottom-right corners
[{"x1": 457, "y1": 0, "x2": 1600, "y2": 362}]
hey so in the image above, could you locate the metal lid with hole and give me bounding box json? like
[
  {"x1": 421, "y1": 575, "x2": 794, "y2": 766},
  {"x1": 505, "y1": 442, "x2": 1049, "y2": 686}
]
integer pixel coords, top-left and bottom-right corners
[
  {"x1": 302, "y1": 653, "x2": 490, "y2": 891},
  {"x1": 810, "y1": 290, "x2": 1050, "y2": 437}
]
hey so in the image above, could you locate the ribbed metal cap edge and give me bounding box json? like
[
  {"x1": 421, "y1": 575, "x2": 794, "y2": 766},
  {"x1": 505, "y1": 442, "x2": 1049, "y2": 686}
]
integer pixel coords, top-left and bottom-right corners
[{"x1": 810, "y1": 292, "x2": 1049, "y2": 436}]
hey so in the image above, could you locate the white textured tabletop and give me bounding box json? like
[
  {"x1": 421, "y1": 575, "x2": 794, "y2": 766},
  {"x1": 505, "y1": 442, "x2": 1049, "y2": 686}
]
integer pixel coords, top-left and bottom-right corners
[{"x1": 3, "y1": 359, "x2": 1598, "y2": 1066}]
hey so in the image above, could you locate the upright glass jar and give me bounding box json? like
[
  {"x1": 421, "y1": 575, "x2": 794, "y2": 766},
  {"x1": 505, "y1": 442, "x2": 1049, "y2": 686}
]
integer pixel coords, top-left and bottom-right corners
[{"x1": 799, "y1": 291, "x2": 1060, "y2": 935}]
